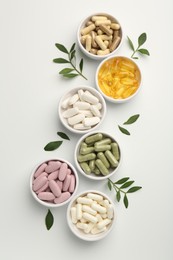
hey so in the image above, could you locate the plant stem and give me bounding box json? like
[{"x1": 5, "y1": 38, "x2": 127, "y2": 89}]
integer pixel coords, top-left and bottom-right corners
[
  {"x1": 131, "y1": 47, "x2": 139, "y2": 58},
  {"x1": 108, "y1": 178, "x2": 127, "y2": 195},
  {"x1": 68, "y1": 53, "x2": 87, "y2": 80}
]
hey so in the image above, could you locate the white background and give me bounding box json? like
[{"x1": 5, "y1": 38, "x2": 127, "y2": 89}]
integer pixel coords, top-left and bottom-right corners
[{"x1": 0, "y1": 0, "x2": 173, "y2": 259}]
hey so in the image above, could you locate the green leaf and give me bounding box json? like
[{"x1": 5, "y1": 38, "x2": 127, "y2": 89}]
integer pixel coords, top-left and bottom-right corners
[
  {"x1": 55, "y1": 43, "x2": 68, "y2": 54},
  {"x1": 45, "y1": 209, "x2": 54, "y2": 230},
  {"x1": 138, "y1": 48, "x2": 150, "y2": 56},
  {"x1": 115, "y1": 177, "x2": 129, "y2": 185},
  {"x1": 138, "y1": 33, "x2": 147, "y2": 47},
  {"x1": 132, "y1": 57, "x2": 138, "y2": 59},
  {"x1": 118, "y1": 126, "x2": 130, "y2": 135},
  {"x1": 79, "y1": 58, "x2": 83, "y2": 73},
  {"x1": 127, "y1": 36, "x2": 135, "y2": 51},
  {"x1": 127, "y1": 186, "x2": 142, "y2": 193},
  {"x1": 107, "y1": 180, "x2": 112, "y2": 191},
  {"x1": 123, "y1": 114, "x2": 140, "y2": 125},
  {"x1": 53, "y1": 58, "x2": 69, "y2": 64},
  {"x1": 116, "y1": 191, "x2": 121, "y2": 202},
  {"x1": 57, "y1": 131, "x2": 70, "y2": 140},
  {"x1": 59, "y1": 68, "x2": 74, "y2": 75},
  {"x1": 124, "y1": 194, "x2": 129, "y2": 208},
  {"x1": 70, "y1": 43, "x2": 76, "y2": 53},
  {"x1": 70, "y1": 50, "x2": 76, "y2": 60},
  {"x1": 120, "y1": 181, "x2": 134, "y2": 189},
  {"x1": 63, "y1": 73, "x2": 78, "y2": 78},
  {"x1": 44, "y1": 141, "x2": 63, "y2": 151}
]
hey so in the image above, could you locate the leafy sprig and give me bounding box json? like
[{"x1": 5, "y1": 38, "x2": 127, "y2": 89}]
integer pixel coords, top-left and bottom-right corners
[
  {"x1": 118, "y1": 114, "x2": 140, "y2": 135},
  {"x1": 127, "y1": 33, "x2": 150, "y2": 59},
  {"x1": 45, "y1": 209, "x2": 54, "y2": 230},
  {"x1": 107, "y1": 177, "x2": 142, "y2": 208},
  {"x1": 44, "y1": 131, "x2": 70, "y2": 151},
  {"x1": 53, "y1": 43, "x2": 87, "y2": 80}
]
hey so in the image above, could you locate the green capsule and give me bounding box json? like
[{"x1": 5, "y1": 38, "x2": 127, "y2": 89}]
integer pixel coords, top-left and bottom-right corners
[
  {"x1": 89, "y1": 160, "x2": 96, "y2": 171},
  {"x1": 80, "y1": 147, "x2": 95, "y2": 155},
  {"x1": 95, "y1": 159, "x2": 109, "y2": 176},
  {"x1": 111, "y1": 142, "x2": 120, "y2": 161},
  {"x1": 94, "y1": 144, "x2": 111, "y2": 152},
  {"x1": 94, "y1": 138, "x2": 112, "y2": 146},
  {"x1": 105, "y1": 150, "x2": 118, "y2": 167},
  {"x1": 80, "y1": 162, "x2": 91, "y2": 175},
  {"x1": 78, "y1": 153, "x2": 96, "y2": 162},
  {"x1": 85, "y1": 133, "x2": 103, "y2": 144},
  {"x1": 93, "y1": 166, "x2": 101, "y2": 175},
  {"x1": 80, "y1": 142, "x2": 87, "y2": 154},
  {"x1": 97, "y1": 152, "x2": 110, "y2": 169}
]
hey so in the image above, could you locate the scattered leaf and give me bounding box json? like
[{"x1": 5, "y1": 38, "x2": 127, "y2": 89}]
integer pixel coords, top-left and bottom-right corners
[
  {"x1": 124, "y1": 194, "x2": 129, "y2": 208},
  {"x1": 127, "y1": 186, "x2": 142, "y2": 193},
  {"x1": 118, "y1": 125, "x2": 130, "y2": 135},
  {"x1": 116, "y1": 191, "x2": 121, "y2": 202},
  {"x1": 138, "y1": 33, "x2": 147, "y2": 47},
  {"x1": 45, "y1": 209, "x2": 54, "y2": 230},
  {"x1": 123, "y1": 114, "x2": 140, "y2": 125},
  {"x1": 63, "y1": 73, "x2": 78, "y2": 78},
  {"x1": 70, "y1": 50, "x2": 76, "y2": 60},
  {"x1": 107, "y1": 180, "x2": 112, "y2": 191},
  {"x1": 70, "y1": 43, "x2": 76, "y2": 53},
  {"x1": 120, "y1": 181, "x2": 134, "y2": 189},
  {"x1": 57, "y1": 132, "x2": 70, "y2": 140},
  {"x1": 138, "y1": 48, "x2": 150, "y2": 55},
  {"x1": 44, "y1": 141, "x2": 63, "y2": 151},
  {"x1": 53, "y1": 58, "x2": 69, "y2": 64},
  {"x1": 115, "y1": 177, "x2": 130, "y2": 185},
  {"x1": 127, "y1": 36, "x2": 135, "y2": 51},
  {"x1": 59, "y1": 68, "x2": 74, "y2": 75},
  {"x1": 55, "y1": 43, "x2": 68, "y2": 54},
  {"x1": 79, "y1": 58, "x2": 83, "y2": 73}
]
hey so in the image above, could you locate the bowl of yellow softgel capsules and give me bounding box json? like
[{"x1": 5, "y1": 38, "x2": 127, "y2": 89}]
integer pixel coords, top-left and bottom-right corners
[
  {"x1": 74, "y1": 131, "x2": 121, "y2": 180},
  {"x1": 95, "y1": 56, "x2": 142, "y2": 103}
]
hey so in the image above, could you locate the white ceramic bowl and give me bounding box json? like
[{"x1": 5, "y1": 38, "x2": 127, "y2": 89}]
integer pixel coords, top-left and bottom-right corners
[
  {"x1": 95, "y1": 56, "x2": 142, "y2": 103},
  {"x1": 67, "y1": 190, "x2": 116, "y2": 241},
  {"x1": 74, "y1": 131, "x2": 121, "y2": 180},
  {"x1": 77, "y1": 12, "x2": 123, "y2": 60},
  {"x1": 30, "y1": 158, "x2": 79, "y2": 208},
  {"x1": 58, "y1": 86, "x2": 106, "y2": 134}
]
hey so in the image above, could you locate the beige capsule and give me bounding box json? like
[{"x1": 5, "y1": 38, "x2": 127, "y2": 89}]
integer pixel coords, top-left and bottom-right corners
[
  {"x1": 95, "y1": 36, "x2": 107, "y2": 51},
  {"x1": 95, "y1": 19, "x2": 111, "y2": 26},
  {"x1": 90, "y1": 31, "x2": 98, "y2": 48},
  {"x1": 97, "y1": 49, "x2": 110, "y2": 56},
  {"x1": 109, "y1": 36, "x2": 121, "y2": 52},
  {"x1": 110, "y1": 23, "x2": 120, "y2": 30},
  {"x1": 99, "y1": 24, "x2": 113, "y2": 36},
  {"x1": 99, "y1": 34, "x2": 112, "y2": 41},
  {"x1": 91, "y1": 15, "x2": 108, "y2": 21},
  {"x1": 81, "y1": 23, "x2": 95, "y2": 36},
  {"x1": 85, "y1": 35, "x2": 92, "y2": 52},
  {"x1": 90, "y1": 48, "x2": 98, "y2": 55}
]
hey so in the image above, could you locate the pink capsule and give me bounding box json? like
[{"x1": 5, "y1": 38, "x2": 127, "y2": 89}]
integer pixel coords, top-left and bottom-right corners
[
  {"x1": 57, "y1": 180, "x2": 63, "y2": 190},
  {"x1": 62, "y1": 175, "x2": 71, "y2": 192},
  {"x1": 38, "y1": 192, "x2": 55, "y2": 201},
  {"x1": 69, "y1": 175, "x2": 76, "y2": 193},
  {"x1": 59, "y1": 163, "x2": 68, "y2": 181},
  {"x1": 33, "y1": 172, "x2": 48, "y2": 183},
  {"x1": 67, "y1": 168, "x2": 72, "y2": 175},
  {"x1": 54, "y1": 192, "x2": 71, "y2": 204},
  {"x1": 33, "y1": 176, "x2": 48, "y2": 191},
  {"x1": 45, "y1": 161, "x2": 61, "y2": 173},
  {"x1": 34, "y1": 163, "x2": 47, "y2": 178},
  {"x1": 48, "y1": 170, "x2": 59, "y2": 181},
  {"x1": 36, "y1": 181, "x2": 49, "y2": 194},
  {"x1": 49, "y1": 180, "x2": 61, "y2": 197}
]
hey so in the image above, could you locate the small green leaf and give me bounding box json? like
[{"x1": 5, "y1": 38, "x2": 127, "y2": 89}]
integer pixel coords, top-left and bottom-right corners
[
  {"x1": 116, "y1": 191, "x2": 121, "y2": 202},
  {"x1": 127, "y1": 186, "x2": 142, "y2": 193},
  {"x1": 70, "y1": 50, "x2": 76, "y2": 60},
  {"x1": 107, "y1": 180, "x2": 112, "y2": 191},
  {"x1": 45, "y1": 209, "x2": 54, "y2": 230},
  {"x1": 63, "y1": 73, "x2": 78, "y2": 78},
  {"x1": 57, "y1": 131, "x2": 70, "y2": 140},
  {"x1": 138, "y1": 48, "x2": 150, "y2": 56},
  {"x1": 132, "y1": 57, "x2": 138, "y2": 59},
  {"x1": 55, "y1": 43, "x2": 69, "y2": 54},
  {"x1": 70, "y1": 43, "x2": 76, "y2": 53},
  {"x1": 53, "y1": 58, "x2": 69, "y2": 64},
  {"x1": 115, "y1": 177, "x2": 129, "y2": 185},
  {"x1": 120, "y1": 181, "x2": 134, "y2": 189},
  {"x1": 118, "y1": 126, "x2": 130, "y2": 135},
  {"x1": 44, "y1": 141, "x2": 63, "y2": 151},
  {"x1": 59, "y1": 68, "x2": 74, "y2": 75},
  {"x1": 127, "y1": 36, "x2": 135, "y2": 51},
  {"x1": 123, "y1": 114, "x2": 140, "y2": 125},
  {"x1": 79, "y1": 58, "x2": 83, "y2": 73},
  {"x1": 138, "y1": 33, "x2": 147, "y2": 47},
  {"x1": 124, "y1": 194, "x2": 129, "y2": 208}
]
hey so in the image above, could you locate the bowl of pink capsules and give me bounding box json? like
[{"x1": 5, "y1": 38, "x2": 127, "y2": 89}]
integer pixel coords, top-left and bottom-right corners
[{"x1": 30, "y1": 158, "x2": 79, "y2": 207}]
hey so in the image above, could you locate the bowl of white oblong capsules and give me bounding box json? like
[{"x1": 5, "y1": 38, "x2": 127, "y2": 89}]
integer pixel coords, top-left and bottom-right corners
[
  {"x1": 30, "y1": 158, "x2": 79, "y2": 208},
  {"x1": 58, "y1": 86, "x2": 106, "y2": 134},
  {"x1": 74, "y1": 131, "x2": 121, "y2": 180},
  {"x1": 67, "y1": 190, "x2": 115, "y2": 241},
  {"x1": 77, "y1": 13, "x2": 123, "y2": 60}
]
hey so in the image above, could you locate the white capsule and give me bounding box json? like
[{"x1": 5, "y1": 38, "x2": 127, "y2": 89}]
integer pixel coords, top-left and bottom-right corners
[
  {"x1": 82, "y1": 91, "x2": 99, "y2": 105},
  {"x1": 97, "y1": 218, "x2": 111, "y2": 229},
  {"x1": 96, "y1": 102, "x2": 102, "y2": 110},
  {"x1": 77, "y1": 197, "x2": 93, "y2": 205},
  {"x1": 76, "y1": 203, "x2": 82, "y2": 220},
  {"x1": 73, "y1": 124, "x2": 91, "y2": 130},
  {"x1": 78, "y1": 110, "x2": 93, "y2": 117},
  {"x1": 100, "y1": 213, "x2": 107, "y2": 219},
  {"x1": 82, "y1": 205, "x2": 97, "y2": 216},
  {"x1": 91, "y1": 203, "x2": 107, "y2": 214},
  {"x1": 90, "y1": 105, "x2": 101, "y2": 117},
  {"x1": 80, "y1": 218, "x2": 87, "y2": 223},
  {"x1": 87, "y1": 193, "x2": 103, "y2": 201},
  {"x1": 82, "y1": 212, "x2": 98, "y2": 224},
  {"x1": 96, "y1": 213, "x2": 103, "y2": 222},
  {"x1": 70, "y1": 207, "x2": 77, "y2": 224},
  {"x1": 61, "y1": 97, "x2": 70, "y2": 109},
  {"x1": 84, "y1": 222, "x2": 95, "y2": 234},
  {"x1": 73, "y1": 101, "x2": 90, "y2": 110},
  {"x1": 83, "y1": 117, "x2": 100, "y2": 127},
  {"x1": 68, "y1": 94, "x2": 79, "y2": 106},
  {"x1": 68, "y1": 113, "x2": 85, "y2": 126},
  {"x1": 107, "y1": 204, "x2": 114, "y2": 219},
  {"x1": 91, "y1": 226, "x2": 106, "y2": 234},
  {"x1": 100, "y1": 199, "x2": 110, "y2": 207},
  {"x1": 62, "y1": 107, "x2": 79, "y2": 118},
  {"x1": 76, "y1": 222, "x2": 88, "y2": 230},
  {"x1": 78, "y1": 89, "x2": 84, "y2": 101}
]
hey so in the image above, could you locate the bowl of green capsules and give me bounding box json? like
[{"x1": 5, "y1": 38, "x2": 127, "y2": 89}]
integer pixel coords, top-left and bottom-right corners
[{"x1": 74, "y1": 131, "x2": 121, "y2": 180}]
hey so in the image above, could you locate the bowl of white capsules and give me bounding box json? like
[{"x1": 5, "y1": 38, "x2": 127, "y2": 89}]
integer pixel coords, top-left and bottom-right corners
[
  {"x1": 67, "y1": 190, "x2": 115, "y2": 241},
  {"x1": 58, "y1": 86, "x2": 106, "y2": 134}
]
